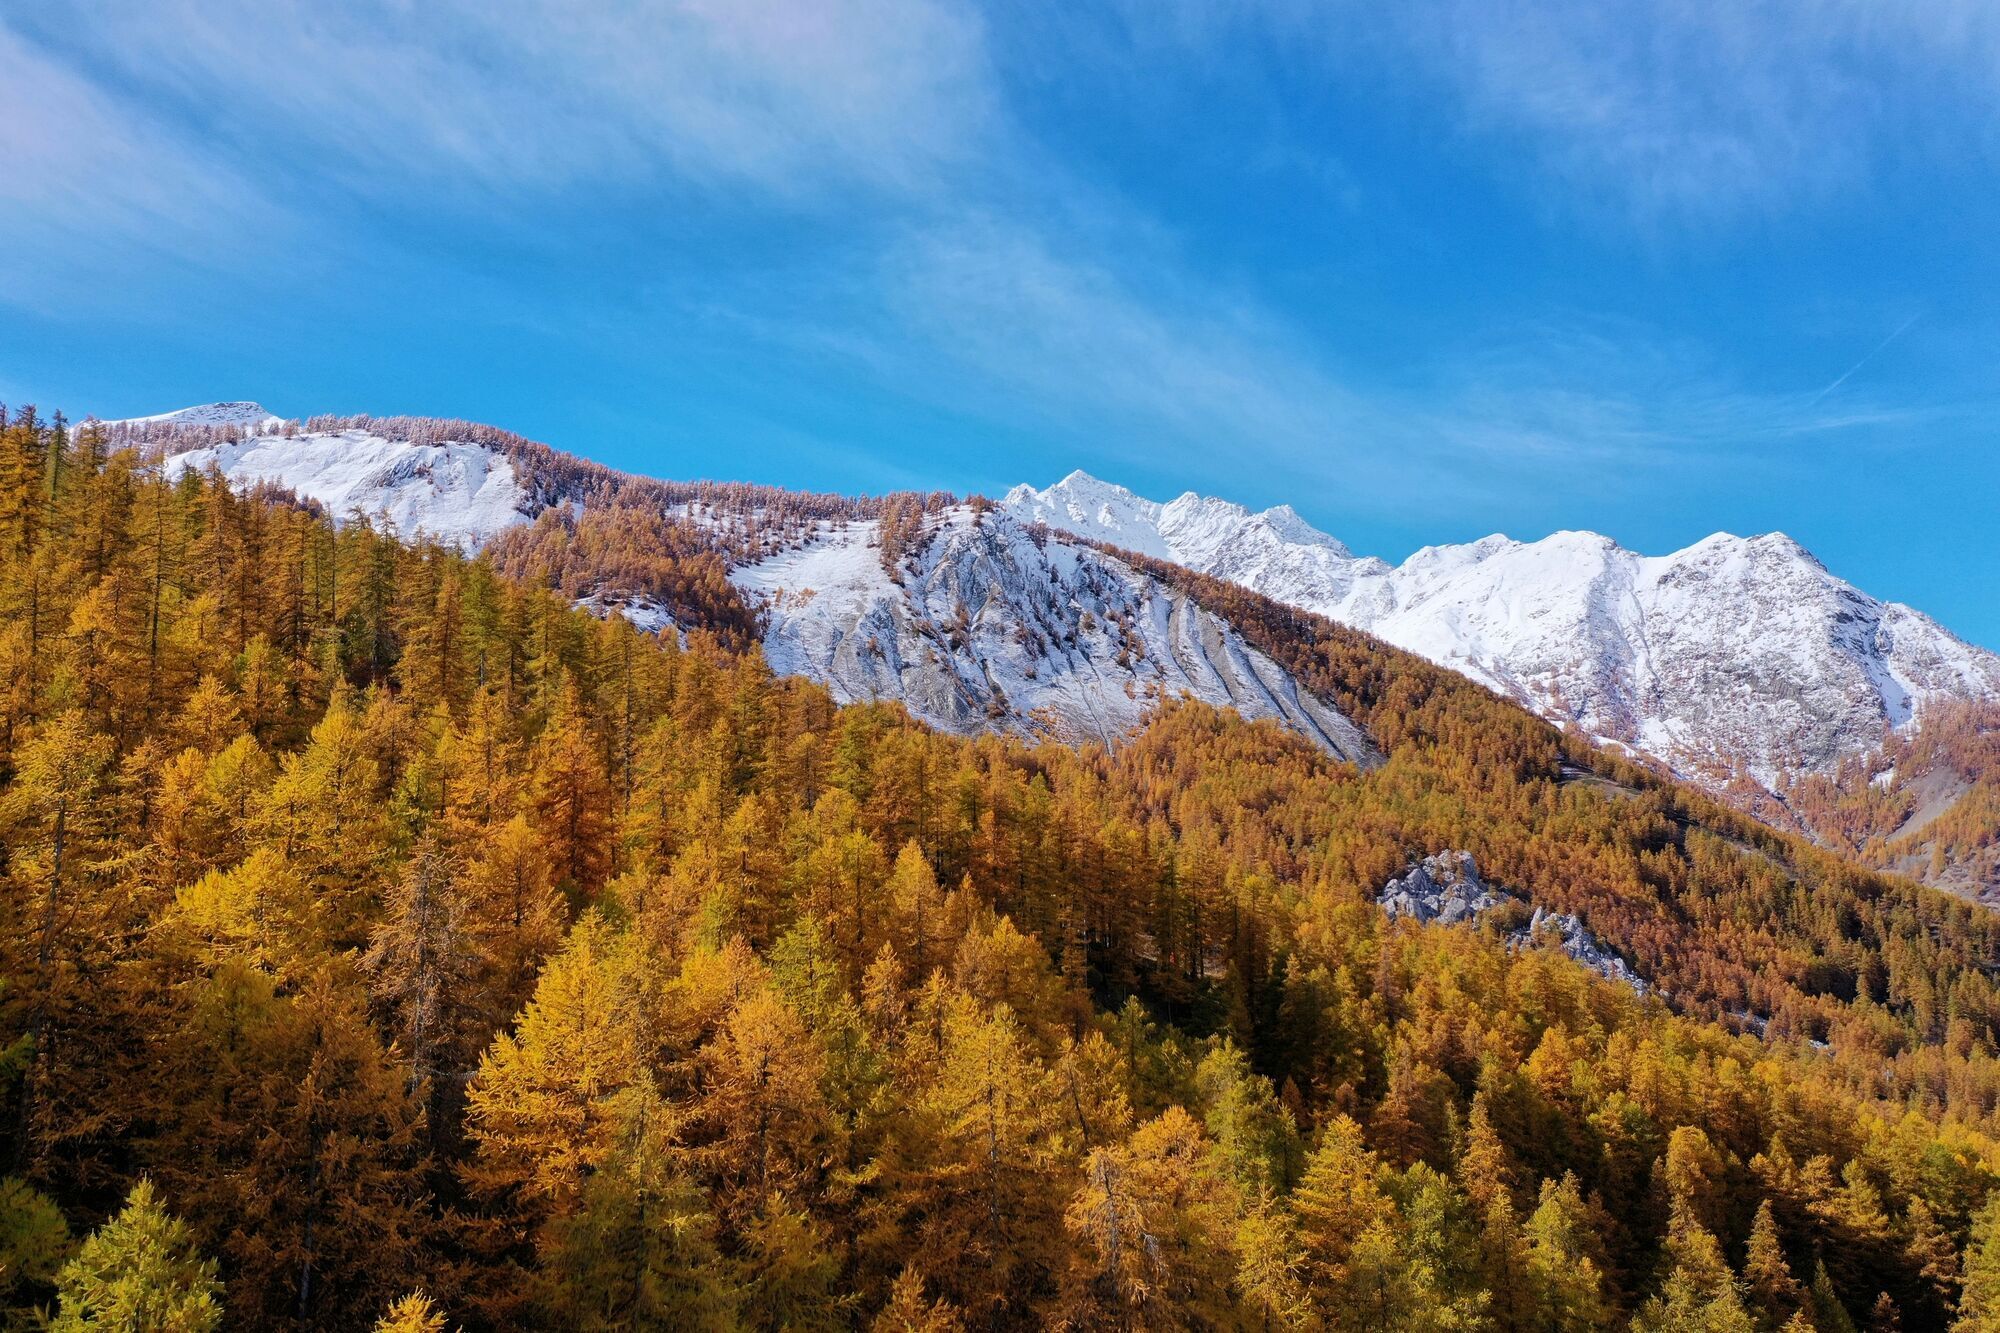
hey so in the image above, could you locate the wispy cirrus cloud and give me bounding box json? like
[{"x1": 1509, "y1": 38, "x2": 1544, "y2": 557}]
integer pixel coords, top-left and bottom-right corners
[
  {"x1": 1426, "y1": 316, "x2": 1944, "y2": 464},
  {"x1": 0, "y1": 25, "x2": 279, "y2": 302},
  {"x1": 882, "y1": 219, "x2": 1375, "y2": 454},
  {"x1": 13, "y1": 0, "x2": 997, "y2": 201},
  {"x1": 1, "y1": 0, "x2": 1978, "y2": 509},
  {"x1": 695, "y1": 216, "x2": 1935, "y2": 515},
  {"x1": 1106, "y1": 0, "x2": 2000, "y2": 227},
  {"x1": 1323, "y1": 0, "x2": 2000, "y2": 226},
  {"x1": 0, "y1": 0, "x2": 1002, "y2": 314}
]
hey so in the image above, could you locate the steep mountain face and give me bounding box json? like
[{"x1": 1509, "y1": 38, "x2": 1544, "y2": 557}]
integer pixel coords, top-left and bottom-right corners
[
  {"x1": 1006, "y1": 471, "x2": 2000, "y2": 789},
  {"x1": 161, "y1": 428, "x2": 529, "y2": 549},
  {"x1": 113, "y1": 409, "x2": 1375, "y2": 761},
  {"x1": 735, "y1": 507, "x2": 1377, "y2": 760}
]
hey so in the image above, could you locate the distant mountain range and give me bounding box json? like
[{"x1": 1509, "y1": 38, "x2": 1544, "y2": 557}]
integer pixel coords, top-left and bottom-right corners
[
  {"x1": 1004, "y1": 470, "x2": 2000, "y2": 789},
  {"x1": 108, "y1": 406, "x2": 1378, "y2": 764},
  {"x1": 104, "y1": 404, "x2": 2000, "y2": 896}
]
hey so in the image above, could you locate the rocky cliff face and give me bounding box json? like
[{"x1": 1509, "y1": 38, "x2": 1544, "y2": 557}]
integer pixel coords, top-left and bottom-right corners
[
  {"x1": 1379, "y1": 851, "x2": 1648, "y2": 994},
  {"x1": 734, "y1": 506, "x2": 1379, "y2": 761}
]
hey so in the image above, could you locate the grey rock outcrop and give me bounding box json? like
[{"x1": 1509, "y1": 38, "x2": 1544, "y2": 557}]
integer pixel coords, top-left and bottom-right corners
[{"x1": 1379, "y1": 851, "x2": 1649, "y2": 995}]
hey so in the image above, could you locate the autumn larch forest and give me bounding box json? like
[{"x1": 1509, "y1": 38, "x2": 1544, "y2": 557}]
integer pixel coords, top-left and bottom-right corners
[{"x1": 4, "y1": 404, "x2": 2000, "y2": 1331}]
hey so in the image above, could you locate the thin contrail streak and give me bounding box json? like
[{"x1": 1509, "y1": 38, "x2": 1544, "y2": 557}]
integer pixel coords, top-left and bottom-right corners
[{"x1": 1808, "y1": 313, "x2": 1920, "y2": 408}]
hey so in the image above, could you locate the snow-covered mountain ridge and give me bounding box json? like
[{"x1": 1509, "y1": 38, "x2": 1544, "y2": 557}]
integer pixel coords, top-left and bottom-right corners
[
  {"x1": 111, "y1": 405, "x2": 1999, "y2": 803},
  {"x1": 105, "y1": 401, "x2": 285, "y2": 431},
  {"x1": 111, "y1": 407, "x2": 1376, "y2": 759},
  {"x1": 1006, "y1": 472, "x2": 2000, "y2": 788}
]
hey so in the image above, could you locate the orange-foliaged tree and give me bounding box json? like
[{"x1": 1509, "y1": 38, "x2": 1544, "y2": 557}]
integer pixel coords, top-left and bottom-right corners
[{"x1": 6, "y1": 405, "x2": 2000, "y2": 1327}]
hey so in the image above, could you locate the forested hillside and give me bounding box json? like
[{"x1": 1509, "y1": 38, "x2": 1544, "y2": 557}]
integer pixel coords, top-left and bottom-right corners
[
  {"x1": 8, "y1": 403, "x2": 2000, "y2": 1330},
  {"x1": 116, "y1": 408, "x2": 2000, "y2": 902},
  {"x1": 1785, "y1": 700, "x2": 2000, "y2": 902}
]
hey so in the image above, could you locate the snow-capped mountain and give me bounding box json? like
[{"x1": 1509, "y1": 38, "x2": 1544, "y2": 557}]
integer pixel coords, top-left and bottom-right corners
[
  {"x1": 1006, "y1": 472, "x2": 2000, "y2": 787},
  {"x1": 102, "y1": 408, "x2": 534, "y2": 550},
  {"x1": 117, "y1": 408, "x2": 1374, "y2": 758},
  {"x1": 105, "y1": 401, "x2": 286, "y2": 431},
  {"x1": 161, "y1": 428, "x2": 529, "y2": 550},
  {"x1": 116, "y1": 405, "x2": 2000, "y2": 798},
  {"x1": 736, "y1": 507, "x2": 1376, "y2": 760}
]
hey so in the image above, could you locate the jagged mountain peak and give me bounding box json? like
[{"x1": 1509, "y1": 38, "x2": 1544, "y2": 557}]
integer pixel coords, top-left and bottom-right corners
[
  {"x1": 1684, "y1": 529, "x2": 1827, "y2": 572},
  {"x1": 1160, "y1": 491, "x2": 1352, "y2": 557},
  {"x1": 1057, "y1": 466, "x2": 1114, "y2": 489},
  {"x1": 1019, "y1": 469, "x2": 1142, "y2": 504},
  {"x1": 1009, "y1": 471, "x2": 1356, "y2": 563},
  {"x1": 1004, "y1": 470, "x2": 1171, "y2": 559},
  {"x1": 107, "y1": 404, "x2": 2000, "y2": 814},
  {"x1": 1257, "y1": 502, "x2": 1344, "y2": 549},
  {"x1": 1003, "y1": 472, "x2": 2000, "y2": 791}
]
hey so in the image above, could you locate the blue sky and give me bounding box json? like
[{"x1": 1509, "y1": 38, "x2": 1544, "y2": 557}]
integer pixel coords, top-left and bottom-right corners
[{"x1": 2, "y1": 1, "x2": 1996, "y2": 644}]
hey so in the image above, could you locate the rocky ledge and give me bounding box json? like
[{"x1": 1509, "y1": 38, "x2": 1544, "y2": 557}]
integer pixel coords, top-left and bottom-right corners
[{"x1": 1379, "y1": 851, "x2": 1649, "y2": 995}]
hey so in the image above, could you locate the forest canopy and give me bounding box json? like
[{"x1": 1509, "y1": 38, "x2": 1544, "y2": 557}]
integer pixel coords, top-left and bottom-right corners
[{"x1": 2, "y1": 404, "x2": 2000, "y2": 1330}]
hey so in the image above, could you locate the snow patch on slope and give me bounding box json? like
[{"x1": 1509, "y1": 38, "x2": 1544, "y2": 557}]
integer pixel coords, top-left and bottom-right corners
[
  {"x1": 163, "y1": 430, "x2": 528, "y2": 550},
  {"x1": 578, "y1": 592, "x2": 685, "y2": 644}
]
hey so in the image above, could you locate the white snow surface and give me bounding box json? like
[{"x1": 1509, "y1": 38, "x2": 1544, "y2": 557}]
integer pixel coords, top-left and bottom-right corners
[
  {"x1": 577, "y1": 593, "x2": 685, "y2": 644},
  {"x1": 104, "y1": 401, "x2": 285, "y2": 430},
  {"x1": 733, "y1": 507, "x2": 1378, "y2": 762},
  {"x1": 1007, "y1": 473, "x2": 2000, "y2": 786},
  {"x1": 162, "y1": 428, "x2": 528, "y2": 550}
]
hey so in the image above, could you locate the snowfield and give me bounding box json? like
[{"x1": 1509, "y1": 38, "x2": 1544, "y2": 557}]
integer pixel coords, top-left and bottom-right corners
[
  {"x1": 162, "y1": 429, "x2": 529, "y2": 551},
  {"x1": 1008, "y1": 472, "x2": 2000, "y2": 786}
]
